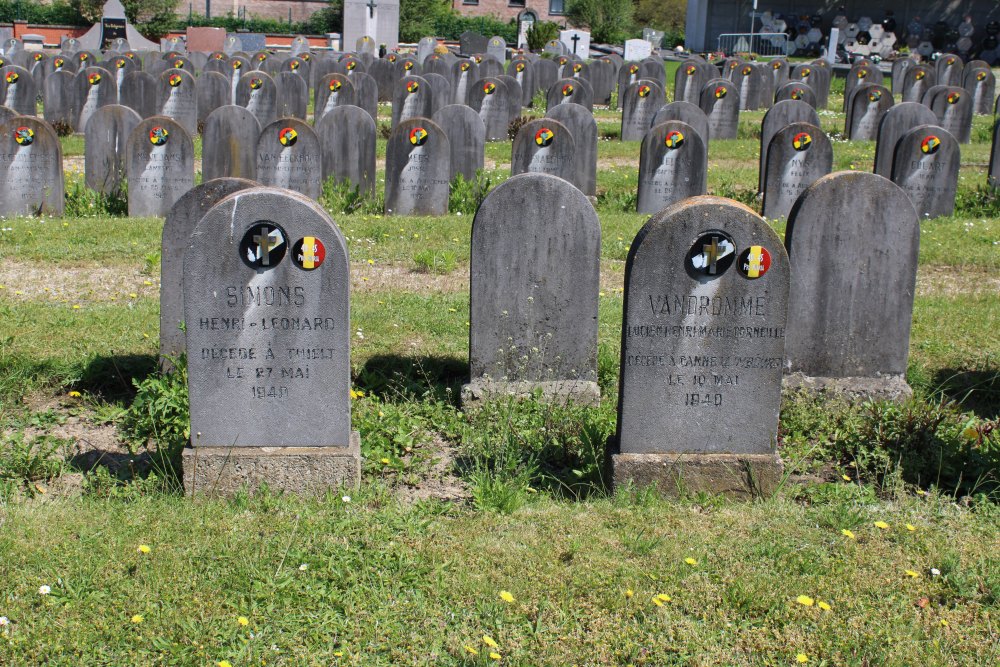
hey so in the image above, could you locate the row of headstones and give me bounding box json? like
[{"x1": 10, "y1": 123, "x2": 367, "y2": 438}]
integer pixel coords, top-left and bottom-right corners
[{"x1": 170, "y1": 172, "x2": 920, "y2": 495}]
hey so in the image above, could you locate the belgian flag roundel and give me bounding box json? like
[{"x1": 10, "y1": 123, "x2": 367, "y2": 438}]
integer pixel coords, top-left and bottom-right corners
[
  {"x1": 292, "y1": 237, "x2": 326, "y2": 270},
  {"x1": 737, "y1": 246, "x2": 771, "y2": 279}
]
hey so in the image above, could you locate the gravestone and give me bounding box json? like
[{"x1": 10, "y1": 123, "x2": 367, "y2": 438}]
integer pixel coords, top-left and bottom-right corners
[
  {"x1": 256, "y1": 119, "x2": 322, "y2": 200},
  {"x1": 559, "y1": 30, "x2": 590, "y2": 58},
  {"x1": 487, "y1": 36, "x2": 506, "y2": 62},
  {"x1": 637, "y1": 120, "x2": 707, "y2": 214},
  {"x1": 584, "y1": 57, "x2": 615, "y2": 105},
  {"x1": 275, "y1": 71, "x2": 308, "y2": 120},
  {"x1": 767, "y1": 59, "x2": 789, "y2": 92},
  {"x1": 620, "y1": 80, "x2": 663, "y2": 141},
  {"x1": 126, "y1": 116, "x2": 194, "y2": 217},
  {"x1": 936, "y1": 54, "x2": 963, "y2": 87},
  {"x1": 616, "y1": 61, "x2": 642, "y2": 106},
  {"x1": 158, "y1": 69, "x2": 197, "y2": 136},
  {"x1": 464, "y1": 172, "x2": 600, "y2": 405},
  {"x1": 964, "y1": 67, "x2": 995, "y2": 115},
  {"x1": 890, "y1": 125, "x2": 960, "y2": 219},
  {"x1": 544, "y1": 39, "x2": 566, "y2": 57},
  {"x1": 468, "y1": 77, "x2": 510, "y2": 141},
  {"x1": 75, "y1": 67, "x2": 116, "y2": 132},
  {"x1": 873, "y1": 102, "x2": 938, "y2": 178},
  {"x1": 460, "y1": 31, "x2": 488, "y2": 56},
  {"x1": 845, "y1": 84, "x2": 892, "y2": 141},
  {"x1": 391, "y1": 75, "x2": 432, "y2": 127},
  {"x1": 424, "y1": 72, "x2": 453, "y2": 115},
  {"x1": 546, "y1": 77, "x2": 593, "y2": 112},
  {"x1": 791, "y1": 63, "x2": 829, "y2": 109},
  {"x1": 368, "y1": 58, "x2": 395, "y2": 102},
  {"x1": 384, "y1": 118, "x2": 450, "y2": 216},
  {"x1": 496, "y1": 74, "x2": 522, "y2": 122},
  {"x1": 761, "y1": 123, "x2": 832, "y2": 220},
  {"x1": 316, "y1": 104, "x2": 377, "y2": 195},
  {"x1": 510, "y1": 118, "x2": 576, "y2": 184},
  {"x1": 733, "y1": 63, "x2": 762, "y2": 110},
  {"x1": 84, "y1": 104, "x2": 140, "y2": 195},
  {"x1": 182, "y1": 187, "x2": 360, "y2": 495},
  {"x1": 758, "y1": 100, "x2": 821, "y2": 191},
  {"x1": 700, "y1": 79, "x2": 739, "y2": 140},
  {"x1": 545, "y1": 103, "x2": 597, "y2": 195},
  {"x1": 196, "y1": 71, "x2": 229, "y2": 127},
  {"x1": 990, "y1": 119, "x2": 1000, "y2": 188},
  {"x1": 43, "y1": 70, "x2": 76, "y2": 128},
  {"x1": 623, "y1": 39, "x2": 653, "y2": 61},
  {"x1": 202, "y1": 105, "x2": 261, "y2": 181},
  {"x1": 350, "y1": 72, "x2": 379, "y2": 121},
  {"x1": 416, "y1": 36, "x2": 437, "y2": 64},
  {"x1": 901, "y1": 64, "x2": 935, "y2": 103},
  {"x1": 0, "y1": 66, "x2": 36, "y2": 116},
  {"x1": 432, "y1": 104, "x2": 485, "y2": 182},
  {"x1": 651, "y1": 102, "x2": 709, "y2": 147},
  {"x1": 784, "y1": 172, "x2": 918, "y2": 400},
  {"x1": 477, "y1": 57, "x2": 503, "y2": 80},
  {"x1": 842, "y1": 63, "x2": 883, "y2": 111},
  {"x1": 450, "y1": 59, "x2": 478, "y2": 105},
  {"x1": 236, "y1": 71, "x2": 278, "y2": 129},
  {"x1": 0, "y1": 117, "x2": 64, "y2": 217},
  {"x1": 613, "y1": 196, "x2": 789, "y2": 497},
  {"x1": 774, "y1": 81, "x2": 816, "y2": 107},
  {"x1": 159, "y1": 177, "x2": 259, "y2": 364},
  {"x1": 929, "y1": 87, "x2": 972, "y2": 144},
  {"x1": 118, "y1": 70, "x2": 156, "y2": 119},
  {"x1": 674, "y1": 60, "x2": 708, "y2": 105},
  {"x1": 0, "y1": 105, "x2": 16, "y2": 125},
  {"x1": 891, "y1": 56, "x2": 915, "y2": 93},
  {"x1": 314, "y1": 74, "x2": 356, "y2": 124}
]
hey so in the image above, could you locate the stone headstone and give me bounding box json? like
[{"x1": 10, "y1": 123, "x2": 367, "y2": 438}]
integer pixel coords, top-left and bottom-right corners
[
  {"x1": 761, "y1": 123, "x2": 832, "y2": 220},
  {"x1": 465, "y1": 172, "x2": 600, "y2": 405},
  {"x1": 674, "y1": 60, "x2": 709, "y2": 105},
  {"x1": 384, "y1": 118, "x2": 450, "y2": 216},
  {"x1": 158, "y1": 69, "x2": 197, "y2": 136},
  {"x1": 873, "y1": 102, "x2": 938, "y2": 178},
  {"x1": 845, "y1": 84, "x2": 892, "y2": 140},
  {"x1": 433, "y1": 104, "x2": 485, "y2": 183},
  {"x1": 43, "y1": 70, "x2": 77, "y2": 128},
  {"x1": 559, "y1": 30, "x2": 590, "y2": 58},
  {"x1": 159, "y1": 177, "x2": 259, "y2": 365},
  {"x1": 119, "y1": 70, "x2": 158, "y2": 119},
  {"x1": 392, "y1": 75, "x2": 432, "y2": 127},
  {"x1": 964, "y1": 67, "x2": 995, "y2": 115},
  {"x1": 486, "y1": 36, "x2": 506, "y2": 62},
  {"x1": 936, "y1": 53, "x2": 963, "y2": 87},
  {"x1": 767, "y1": 59, "x2": 790, "y2": 91},
  {"x1": 0, "y1": 66, "x2": 36, "y2": 116},
  {"x1": 316, "y1": 104, "x2": 377, "y2": 196},
  {"x1": 791, "y1": 63, "x2": 829, "y2": 109},
  {"x1": 126, "y1": 116, "x2": 195, "y2": 217},
  {"x1": 733, "y1": 63, "x2": 763, "y2": 110},
  {"x1": 416, "y1": 36, "x2": 437, "y2": 64},
  {"x1": 423, "y1": 71, "x2": 453, "y2": 115},
  {"x1": 84, "y1": 103, "x2": 140, "y2": 195},
  {"x1": 195, "y1": 71, "x2": 229, "y2": 127},
  {"x1": 929, "y1": 87, "x2": 973, "y2": 144},
  {"x1": 642, "y1": 27, "x2": 664, "y2": 48},
  {"x1": 623, "y1": 39, "x2": 653, "y2": 61},
  {"x1": 477, "y1": 57, "x2": 503, "y2": 80},
  {"x1": 784, "y1": 172, "x2": 918, "y2": 400},
  {"x1": 621, "y1": 80, "x2": 663, "y2": 141},
  {"x1": 236, "y1": 71, "x2": 278, "y2": 129},
  {"x1": 637, "y1": 120, "x2": 707, "y2": 214},
  {"x1": 0, "y1": 117, "x2": 64, "y2": 217},
  {"x1": 545, "y1": 103, "x2": 597, "y2": 195},
  {"x1": 758, "y1": 100, "x2": 821, "y2": 191},
  {"x1": 450, "y1": 59, "x2": 478, "y2": 105},
  {"x1": 75, "y1": 66, "x2": 116, "y2": 132},
  {"x1": 650, "y1": 101, "x2": 709, "y2": 146},
  {"x1": 546, "y1": 77, "x2": 593, "y2": 112},
  {"x1": 901, "y1": 64, "x2": 935, "y2": 103},
  {"x1": 350, "y1": 72, "x2": 379, "y2": 121},
  {"x1": 584, "y1": 57, "x2": 615, "y2": 105},
  {"x1": 613, "y1": 196, "x2": 789, "y2": 498},
  {"x1": 774, "y1": 81, "x2": 816, "y2": 107},
  {"x1": 460, "y1": 31, "x2": 488, "y2": 57},
  {"x1": 237, "y1": 33, "x2": 266, "y2": 53},
  {"x1": 842, "y1": 62, "x2": 883, "y2": 112},
  {"x1": 182, "y1": 187, "x2": 360, "y2": 494},
  {"x1": 891, "y1": 56, "x2": 915, "y2": 93},
  {"x1": 368, "y1": 58, "x2": 395, "y2": 102},
  {"x1": 890, "y1": 125, "x2": 960, "y2": 219},
  {"x1": 990, "y1": 119, "x2": 1000, "y2": 188},
  {"x1": 315, "y1": 74, "x2": 356, "y2": 124},
  {"x1": 700, "y1": 79, "x2": 739, "y2": 140},
  {"x1": 255, "y1": 119, "x2": 322, "y2": 200},
  {"x1": 186, "y1": 27, "x2": 225, "y2": 53},
  {"x1": 510, "y1": 118, "x2": 576, "y2": 184},
  {"x1": 468, "y1": 77, "x2": 510, "y2": 141},
  {"x1": 275, "y1": 71, "x2": 308, "y2": 120},
  {"x1": 543, "y1": 39, "x2": 566, "y2": 56},
  {"x1": 202, "y1": 105, "x2": 261, "y2": 181}
]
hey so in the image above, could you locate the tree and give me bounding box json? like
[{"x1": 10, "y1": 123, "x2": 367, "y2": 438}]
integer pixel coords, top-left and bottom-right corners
[
  {"x1": 73, "y1": 0, "x2": 180, "y2": 38},
  {"x1": 398, "y1": 0, "x2": 452, "y2": 43},
  {"x1": 634, "y1": 0, "x2": 686, "y2": 44},
  {"x1": 565, "y1": 0, "x2": 634, "y2": 45}
]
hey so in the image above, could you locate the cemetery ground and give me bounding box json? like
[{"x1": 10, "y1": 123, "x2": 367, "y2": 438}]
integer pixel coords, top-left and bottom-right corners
[{"x1": 1, "y1": 77, "x2": 999, "y2": 665}]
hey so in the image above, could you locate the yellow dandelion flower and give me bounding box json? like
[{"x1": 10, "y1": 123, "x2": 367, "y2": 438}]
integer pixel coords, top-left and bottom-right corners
[
  {"x1": 333, "y1": 651, "x2": 343, "y2": 657},
  {"x1": 841, "y1": 474, "x2": 852, "y2": 481},
  {"x1": 652, "y1": 597, "x2": 664, "y2": 607},
  {"x1": 129, "y1": 292, "x2": 137, "y2": 298},
  {"x1": 137, "y1": 544, "x2": 151, "y2": 554},
  {"x1": 625, "y1": 589, "x2": 634, "y2": 598},
  {"x1": 367, "y1": 259, "x2": 374, "y2": 265},
  {"x1": 130, "y1": 614, "x2": 143, "y2": 624},
  {"x1": 72, "y1": 304, "x2": 81, "y2": 309},
  {"x1": 906, "y1": 524, "x2": 916, "y2": 532},
  {"x1": 795, "y1": 595, "x2": 814, "y2": 607},
  {"x1": 482, "y1": 635, "x2": 498, "y2": 648},
  {"x1": 464, "y1": 646, "x2": 479, "y2": 655},
  {"x1": 961, "y1": 424, "x2": 978, "y2": 440},
  {"x1": 380, "y1": 457, "x2": 390, "y2": 465},
  {"x1": 905, "y1": 570, "x2": 920, "y2": 578},
  {"x1": 656, "y1": 594, "x2": 671, "y2": 603},
  {"x1": 841, "y1": 529, "x2": 856, "y2": 539},
  {"x1": 499, "y1": 590, "x2": 515, "y2": 603},
  {"x1": 489, "y1": 652, "x2": 501, "y2": 661},
  {"x1": 143, "y1": 280, "x2": 152, "y2": 286},
  {"x1": 817, "y1": 601, "x2": 832, "y2": 611},
  {"x1": 939, "y1": 619, "x2": 948, "y2": 627},
  {"x1": 796, "y1": 654, "x2": 809, "y2": 663},
  {"x1": 68, "y1": 391, "x2": 82, "y2": 398},
  {"x1": 684, "y1": 557, "x2": 698, "y2": 566},
  {"x1": 874, "y1": 521, "x2": 890, "y2": 530},
  {"x1": 218, "y1": 662, "x2": 233, "y2": 667},
  {"x1": 916, "y1": 489, "x2": 926, "y2": 496},
  {"x1": 237, "y1": 616, "x2": 249, "y2": 626}
]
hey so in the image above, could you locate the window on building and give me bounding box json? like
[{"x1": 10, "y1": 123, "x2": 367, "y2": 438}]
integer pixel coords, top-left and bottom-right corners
[
  {"x1": 549, "y1": 0, "x2": 564, "y2": 14},
  {"x1": 463, "y1": 0, "x2": 479, "y2": 5},
  {"x1": 508, "y1": 0, "x2": 526, "y2": 7}
]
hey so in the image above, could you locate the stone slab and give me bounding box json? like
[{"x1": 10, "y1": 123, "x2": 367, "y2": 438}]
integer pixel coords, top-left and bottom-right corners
[{"x1": 611, "y1": 452, "x2": 784, "y2": 499}]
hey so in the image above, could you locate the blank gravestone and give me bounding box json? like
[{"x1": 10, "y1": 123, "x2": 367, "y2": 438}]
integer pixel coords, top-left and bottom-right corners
[
  {"x1": 468, "y1": 77, "x2": 509, "y2": 141},
  {"x1": 275, "y1": 71, "x2": 308, "y2": 120},
  {"x1": 196, "y1": 71, "x2": 229, "y2": 128},
  {"x1": 316, "y1": 104, "x2": 377, "y2": 195},
  {"x1": 464, "y1": 173, "x2": 600, "y2": 406},
  {"x1": 585, "y1": 58, "x2": 615, "y2": 105},
  {"x1": 84, "y1": 104, "x2": 140, "y2": 195},
  {"x1": 758, "y1": 100, "x2": 820, "y2": 191},
  {"x1": 873, "y1": 102, "x2": 938, "y2": 179},
  {"x1": 202, "y1": 105, "x2": 261, "y2": 181},
  {"x1": 761, "y1": 123, "x2": 832, "y2": 220},
  {"x1": 159, "y1": 177, "x2": 259, "y2": 365},
  {"x1": 182, "y1": 187, "x2": 360, "y2": 495},
  {"x1": 236, "y1": 72, "x2": 278, "y2": 129},
  {"x1": 424, "y1": 72, "x2": 453, "y2": 115},
  {"x1": 432, "y1": 104, "x2": 485, "y2": 182},
  {"x1": 43, "y1": 70, "x2": 76, "y2": 128},
  {"x1": 126, "y1": 116, "x2": 194, "y2": 217},
  {"x1": 545, "y1": 103, "x2": 597, "y2": 195},
  {"x1": 700, "y1": 79, "x2": 739, "y2": 140},
  {"x1": 890, "y1": 125, "x2": 960, "y2": 219},
  {"x1": 120, "y1": 70, "x2": 157, "y2": 119},
  {"x1": 0, "y1": 117, "x2": 64, "y2": 217},
  {"x1": 783, "y1": 172, "x2": 918, "y2": 400},
  {"x1": 620, "y1": 80, "x2": 663, "y2": 141},
  {"x1": 350, "y1": 72, "x2": 379, "y2": 121},
  {"x1": 256, "y1": 119, "x2": 322, "y2": 200},
  {"x1": 991, "y1": 119, "x2": 1000, "y2": 188},
  {"x1": 613, "y1": 196, "x2": 789, "y2": 498},
  {"x1": 510, "y1": 118, "x2": 577, "y2": 185},
  {"x1": 637, "y1": 121, "x2": 707, "y2": 214},
  {"x1": 158, "y1": 69, "x2": 197, "y2": 136},
  {"x1": 384, "y1": 118, "x2": 451, "y2": 216}
]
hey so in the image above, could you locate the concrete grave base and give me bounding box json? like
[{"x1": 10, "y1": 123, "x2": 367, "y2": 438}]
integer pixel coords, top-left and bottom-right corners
[
  {"x1": 611, "y1": 451, "x2": 784, "y2": 499},
  {"x1": 461, "y1": 379, "x2": 601, "y2": 407},
  {"x1": 182, "y1": 432, "x2": 361, "y2": 497},
  {"x1": 783, "y1": 372, "x2": 912, "y2": 402}
]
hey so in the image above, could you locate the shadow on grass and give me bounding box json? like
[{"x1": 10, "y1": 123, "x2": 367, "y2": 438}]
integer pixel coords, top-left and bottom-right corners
[
  {"x1": 355, "y1": 354, "x2": 467, "y2": 404},
  {"x1": 931, "y1": 367, "x2": 1000, "y2": 419},
  {"x1": 75, "y1": 353, "x2": 158, "y2": 403}
]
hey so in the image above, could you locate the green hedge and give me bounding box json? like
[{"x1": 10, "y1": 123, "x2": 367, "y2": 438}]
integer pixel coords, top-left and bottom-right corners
[{"x1": 0, "y1": 0, "x2": 86, "y2": 25}]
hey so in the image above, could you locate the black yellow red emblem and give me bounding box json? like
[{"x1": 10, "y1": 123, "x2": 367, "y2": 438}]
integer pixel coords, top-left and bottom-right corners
[
  {"x1": 292, "y1": 237, "x2": 326, "y2": 270},
  {"x1": 920, "y1": 135, "x2": 940, "y2": 154},
  {"x1": 792, "y1": 132, "x2": 811, "y2": 151},
  {"x1": 279, "y1": 127, "x2": 298, "y2": 147},
  {"x1": 664, "y1": 130, "x2": 684, "y2": 149},
  {"x1": 737, "y1": 246, "x2": 771, "y2": 279},
  {"x1": 13, "y1": 126, "x2": 33, "y2": 146},
  {"x1": 535, "y1": 127, "x2": 554, "y2": 147},
  {"x1": 409, "y1": 126, "x2": 429, "y2": 146},
  {"x1": 149, "y1": 126, "x2": 169, "y2": 146}
]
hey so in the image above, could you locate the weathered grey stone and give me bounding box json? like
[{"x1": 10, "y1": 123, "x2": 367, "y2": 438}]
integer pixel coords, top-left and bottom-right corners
[
  {"x1": 496, "y1": 74, "x2": 522, "y2": 122},
  {"x1": 990, "y1": 119, "x2": 1000, "y2": 188},
  {"x1": 767, "y1": 58, "x2": 789, "y2": 92},
  {"x1": 450, "y1": 58, "x2": 478, "y2": 105},
  {"x1": 790, "y1": 62, "x2": 829, "y2": 109},
  {"x1": 0, "y1": 117, "x2": 64, "y2": 217},
  {"x1": 384, "y1": 118, "x2": 450, "y2": 216},
  {"x1": 758, "y1": 100, "x2": 821, "y2": 191},
  {"x1": 936, "y1": 53, "x2": 963, "y2": 86},
  {"x1": 620, "y1": 79, "x2": 663, "y2": 141},
  {"x1": 546, "y1": 77, "x2": 593, "y2": 112},
  {"x1": 368, "y1": 57, "x2": 396, "y2": 102},
  {"x1": 126, "y1": 116, "x2": 194, "y2": 217},
  {"x1": 842, "y1": 62, "x2": 883, "y2": 111},
  {"x1": 256, "y1": 118, "x2": 322, "y2": 200},
  {"x1": 901, "y1": 64, "x2": 935, "y2": 103},
  {"x1": 761, "y1": 122, "x2": 832, "y2": 220},
  {"x1": 873, "y1": 102, "x2": 938, "y2": 178},
  {"x1": 118, "y1": 69, "x2": 156, "y2": 118},
  {"x1": 510, "y1": 118, "x2": 576, "y2": 184},
  {"x1": 202, "y1": 105, "x2": 261, "y2": 181},
  {"x1": 890, "y1": 125, "x2": 959, "y2": 219},
  {"x1": 673, "y1": 59, "x2": 708, "y2": 104},
  {"x1": 43, "y1": 70, "x2": 77, "y2": 128},
  {"x1": 732, "y1": 62, "x2": 763, "y2": 110},
  {"x1": 460, "y1": 31, "x2": 488, "y2": 56},
  {"x1": 784, "y1": 172, "x2": 918, "y2": 399},
  {"x1": 928, "y1": 86, "x2": 972, "y2": 143},
  {"x1": 349, "y1": 72, "x2": 379, "y2": 121},
  {"x1": 477, "y1": 56, "x2": 503, "y2": 80},
  {"x1": 845, "y1": 84, "x2": 893, "y2": 141},
  {"x1": 314, "y1": 74, "x2": 356, "y2": 124},
  {"x1": 235, "y1": 71, "x2": 278, "y2": 129},
  {"x1": 584, "y1": 57, "x2": 614, "y2": 105},
  {"x1": 423, "y1": 72, "x2": 453, "y2": 115},
  {"x1": 271, "y1": 71, "x2": 307, "y2": 121},
  {"x1": 891, "y1": 56, "x2": 915, "y2": 94},
  {"x1": 465, "y1": 172, "x2": 600, "y2": 406},
  {"x1": 468, "y1": 76, "x2": 510, "y2": 141},
  {"x1": 532, "y1": 58, "x2": 558, "y2": 102},
  {"x1": 75, "y1": 66, "x2": 116, "y2": 131},
  {"x1": 0, "y1": 105, "x2": 15, "y2": 125},
  {"x1": 486, "y1": 35, "x2": 506, "y2": 62},
  {"x1": 545, "y1": 102, "x2": 596, "y2": 195},
  {"x1": 416, "y1": 36, "x2": 437, "y2": 64},
  {"x1": 650, "y1": 101, "x2": 709, "y2": 147},
  {"x1": 159, "y1": 177, "x2": 259, "y2": 364},
  {"x1": 636, "y1": 120, "x2": 707, "y2": 214},
  {"x1": 774, "y1": 81, "x2": 816, "y2": 107},
  {"x1": 433, "y1": 103, "x2": 485, "y2": 182},
  {"x1": 316, "y1": 104, "x2": 377, "y2": 195},
  {"x1": 157, "y1": 68, "x2": 197, "y2": 136},
  {"x1": 195, "y1": 71, "x2": 229, "y2": 128},
  {"x1": 613, "y1": 196, "x2": 789, "y2": 497},
  {"x1": 964, "y1": 67, "x2": 995, "y2": 115},
  {"x1": 394, "y1": 56, "x2": 421, "y2": 81},
  {"x1": 183, "y1": 187, "x2": 358, "y2": 495},
  {"x1": 84, "y1": 104, "x2": 140, "y2": 195},
  {"x1": 699, "y1": 79, "x2": 739, "y2": 140},
  {"x1": 0, "y1": 66, "x2": 36, "y2": 116},
  {"x1": 391, "y1": 75, "x2": 432, "y2": 127}
]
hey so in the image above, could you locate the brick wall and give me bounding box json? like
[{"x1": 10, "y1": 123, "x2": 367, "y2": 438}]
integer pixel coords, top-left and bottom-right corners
[
  {"x1": 451, "y1": 0, "x2": 568, "y2": 25},
  {"x1": 189, "y1": 0, "x2": 331, "y2": 24}
]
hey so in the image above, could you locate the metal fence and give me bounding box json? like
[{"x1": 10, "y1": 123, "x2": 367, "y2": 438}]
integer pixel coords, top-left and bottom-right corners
[{"x1": 717, "y1": 33, "x2": 789, "y2": 57}]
